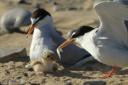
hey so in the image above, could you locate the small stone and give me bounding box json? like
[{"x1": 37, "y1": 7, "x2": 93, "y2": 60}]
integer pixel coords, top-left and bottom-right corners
[
  {"x1": 30, "y1": 83, "x2": 40, "y2": 85},
  {"x1": 17, "y1": 0, "x2": 28, "y2": 4},
  {"x1": 23, "y1": 72, "x2": 28, "y2": 77},
  {"x1": 15, "y1": 62, "x2": 24, "y2": 68},
  {"x1": 26, "y1": 72, "x2": 35, "y2": 77},
  {"x1": 30, "y1": 80, "x2": 39, "y2": 84},
  {"x1": 25, "y1": 83, "x2": 31, "y2": 85},
  {"x1": 54, "y1": 77, "x2": 60, "y2": 81},
  {"x1": 5, "y1": 61, "x2": 15, "y2": 69},
  {"x1": 16, "y1": 76, "x2": 22, "y2": 79},
  {"x1": 8, "y1": 80, "x2": 19, "y2": 85},
  {"x1": 41, "y1": 79, "x2": 46, "y2": 84},
  {"x1": 83, "y1": 80, "x2": 106, "y2": 85},
  {"x1": 5, "y1": 70, "x2": 10, "y2": 74},
  {"x1": 0, "y1": 82, "x2": 2, "y2": 85},
  {"x1": 0, "y1": 63, "x2": 4, "y2": 67},
  {"x1": 25, "y1": 63, "x2": 34, "y2": 72},
  {"x1": 19, "y1": 79, "x2": 25, "y2": 85},
  {"x1": 0, "y1": 48, "x2": 27, "y2": 63},
  {"x1": 5, "y1": 61, "x2": 14, "y2": 66},
  {"x1": 64, "y1": 80, "x2": 72, "y2": 85}
]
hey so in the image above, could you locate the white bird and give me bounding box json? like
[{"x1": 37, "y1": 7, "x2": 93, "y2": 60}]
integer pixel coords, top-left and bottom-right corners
[
  {"x1": 57, "y1": 2, "x2": 128, "y2": 78},
  {"x1": 0, "y1": 8, "x2": 31, "y2": 35},
  {"x1": 27, "y1": 8, "x2": 93, "y2": 73}
]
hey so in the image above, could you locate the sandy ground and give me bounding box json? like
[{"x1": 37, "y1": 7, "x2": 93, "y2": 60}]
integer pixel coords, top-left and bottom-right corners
[{"x1": 0, "y1": 0, "x2": 128, "y2": 85}]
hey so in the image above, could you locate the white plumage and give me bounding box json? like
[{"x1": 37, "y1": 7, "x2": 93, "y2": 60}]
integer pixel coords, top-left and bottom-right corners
[
  {"x1": 69, "y1": 2, "x2": 128, "y2": 67},
  {"x1": 89, "y1": 2, "x2": 128, "y2": 67},
  {"x1": 30, "y1": 16, "x2": 56, "y2": 61},
  {"x1": 57, "y1": 2, "x2": 128, "y2": 78}
]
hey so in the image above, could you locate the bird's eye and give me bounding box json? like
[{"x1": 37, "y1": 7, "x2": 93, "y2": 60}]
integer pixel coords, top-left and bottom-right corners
[
  {"x1": 71, "y1": 31, "x2": 78, "y2": 38},
  {"x1": 71, "y1": 32, "x2": 76, "y2": 37},
  {"x1": 31, "y1": 17, "x2": 40, "y2": 25},
  {"x1": 30, "y1": 18, "x2": 36, "y2": 24}
]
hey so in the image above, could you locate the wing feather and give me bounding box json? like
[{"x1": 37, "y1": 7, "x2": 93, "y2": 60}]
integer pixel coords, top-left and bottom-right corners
[{"x1": 95, "y1": 2, "x2": 128, "y2": 45}]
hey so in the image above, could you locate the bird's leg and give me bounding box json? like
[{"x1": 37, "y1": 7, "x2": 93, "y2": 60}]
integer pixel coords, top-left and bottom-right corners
[{"x1": 101, "y1": 66, "x2": 118, "y2": 79}]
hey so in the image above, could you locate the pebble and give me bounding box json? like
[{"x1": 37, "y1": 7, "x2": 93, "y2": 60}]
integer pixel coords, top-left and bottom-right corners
[
  {"x1": 15, "y1": 62, "x2": 24, "y2": 68},
  {"x1": 19, "y1": 79, "x2": 26, "y2": 85},
  {"x1": 64, "y1": 80, "x2": 72, "y2": 85},
  {"x1": 8, "y1": 80, "x2": 19, "y2": 85},
  {"x1": 83, "y1": 80, "x2": 106, "y2": 85}
]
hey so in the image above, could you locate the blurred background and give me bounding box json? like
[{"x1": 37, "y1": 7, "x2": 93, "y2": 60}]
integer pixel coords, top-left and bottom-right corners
[{"x1": 0, "y1": 0, "x2": 128, "y2": 85}]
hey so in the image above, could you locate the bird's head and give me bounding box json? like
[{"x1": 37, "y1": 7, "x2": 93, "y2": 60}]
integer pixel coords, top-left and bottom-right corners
[
  {"x1": 57, "y1": 26, "x2": 94, "y2": 50},
  {"x1": 27, "y1": 8, "x2": 51, "y2": 36}
]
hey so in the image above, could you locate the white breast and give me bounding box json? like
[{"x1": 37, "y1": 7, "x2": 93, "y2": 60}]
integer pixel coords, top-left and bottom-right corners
[{"x1": 29, "y1": 28, "x2": 56, "y2": 61}]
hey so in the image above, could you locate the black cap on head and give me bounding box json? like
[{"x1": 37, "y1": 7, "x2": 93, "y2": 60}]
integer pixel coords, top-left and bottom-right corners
[
  {"x1": 32, "y1": 8, "x2": 51, "y2": 18},
  {"x1": 31, "y1": 8, "x2": 51, "y2": 25},
  {"x1": 71, "y1": 26, "x2": 94, "y2": 38}
]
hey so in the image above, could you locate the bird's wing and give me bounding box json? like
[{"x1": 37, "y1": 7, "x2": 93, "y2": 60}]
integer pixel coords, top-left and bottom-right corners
[{"x1": 95, "y1": 2, "x2": 128, "y2": 46}]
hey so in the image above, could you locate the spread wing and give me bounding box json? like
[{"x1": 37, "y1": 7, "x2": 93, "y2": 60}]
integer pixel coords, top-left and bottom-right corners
[{"x1": 95, "y1": 2, "x2": 128, "y2": 46}]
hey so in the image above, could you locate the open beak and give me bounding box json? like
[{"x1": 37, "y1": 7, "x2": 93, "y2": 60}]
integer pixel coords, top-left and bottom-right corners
[{"x1": 26, "y1": 24, "x2": 36, "y2": 38}]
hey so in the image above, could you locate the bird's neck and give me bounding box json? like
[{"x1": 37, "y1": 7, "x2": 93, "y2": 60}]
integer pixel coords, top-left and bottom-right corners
[
  {"x1": 76, "y1": 29, "x2": 99, "y2": 57},
  {"x1": 33, "y1": 18, "x2": 64, "y2": 45}
]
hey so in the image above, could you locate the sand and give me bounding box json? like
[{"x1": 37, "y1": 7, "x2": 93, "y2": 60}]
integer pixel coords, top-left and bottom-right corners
[{"x1": 0, "y1": 0, "x2": 128, "y2": 85}]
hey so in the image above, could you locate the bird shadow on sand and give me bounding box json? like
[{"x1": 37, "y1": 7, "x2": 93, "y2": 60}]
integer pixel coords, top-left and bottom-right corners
[
  {"x1": 47, "y1": 60, "x2": 106, "y2": 79},
  {"x1": 50, "y1": 68, "x2": 92, "y2": 79}
]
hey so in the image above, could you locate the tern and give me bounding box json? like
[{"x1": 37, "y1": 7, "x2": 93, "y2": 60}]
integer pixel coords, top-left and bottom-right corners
[
  {"x1": 0, "y1": 8, "x2": 31, "y2": 35},
  {"x1": 57, "y1": 2, "x2": 128, "y2": 78},
  {"x1": 27, "y1": 8, "x2": 93, "y2": 73}
]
